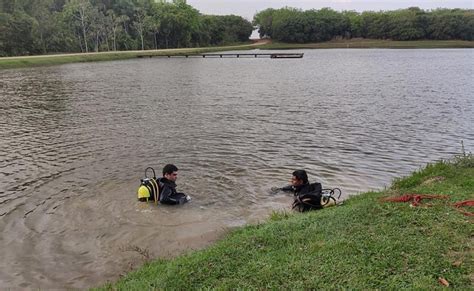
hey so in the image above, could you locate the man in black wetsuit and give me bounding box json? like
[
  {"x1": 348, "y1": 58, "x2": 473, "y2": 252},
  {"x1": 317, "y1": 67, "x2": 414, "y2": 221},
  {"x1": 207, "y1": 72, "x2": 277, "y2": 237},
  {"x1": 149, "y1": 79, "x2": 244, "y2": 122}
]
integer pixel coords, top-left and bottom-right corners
[
  {"x1": 275, "y1": 170, "x2": 323, "y2": 212},
  {"x1": 158, "y1": 164, "x2": 191, "y2": 205}
]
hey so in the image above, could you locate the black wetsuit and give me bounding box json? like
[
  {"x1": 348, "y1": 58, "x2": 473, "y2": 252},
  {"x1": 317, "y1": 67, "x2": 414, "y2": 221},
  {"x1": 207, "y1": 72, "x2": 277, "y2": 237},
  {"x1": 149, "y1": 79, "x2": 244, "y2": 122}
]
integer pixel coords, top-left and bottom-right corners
[
  {"x1": 157, "y1": 177, "x2": 189, "y2": 205},
  {"x1": 281, "y1": 182, "x2": 323, "y2": 212}
]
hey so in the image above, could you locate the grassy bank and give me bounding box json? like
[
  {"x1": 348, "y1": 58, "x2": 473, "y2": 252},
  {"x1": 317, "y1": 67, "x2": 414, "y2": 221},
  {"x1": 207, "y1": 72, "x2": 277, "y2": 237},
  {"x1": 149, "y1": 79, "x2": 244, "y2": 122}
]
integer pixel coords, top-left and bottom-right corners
[
  {"x1": 0, "y1": 42, "x2": 261, "y2": 70},
  {"x1": 99, "y1": 153, "x2": 473, "y2": 289},
  {"x1": 260, "y1": 39, "x2": 474, "y2": 49},
  {"x1": 3, "y1": 39, "x2": 472, "y2": 70}
]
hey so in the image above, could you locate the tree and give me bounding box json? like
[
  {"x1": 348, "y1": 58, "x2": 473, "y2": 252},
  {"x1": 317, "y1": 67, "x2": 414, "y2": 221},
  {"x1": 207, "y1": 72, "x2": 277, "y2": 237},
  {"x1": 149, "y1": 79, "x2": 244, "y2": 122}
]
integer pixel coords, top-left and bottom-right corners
[
  {"x1": 63, "y1": 0, "x2": 95, "y2": 52},
  {"x1": 0, "y1": 12, "x2": 11, "y2": 56},
  {"x1": 106, "y1": 9, "x2": 128, "y2": 51},
  {"x1": 253, "y1": 8, "x2": 275, "y2": 38},
  {"x1": 132, "y1": 7, "x2": 146, "y2": 50},
  {"x1": 428, "y1": 8, "x2": 474, "y2": 40},
  {"x1": 2, "y1": 2, "x2": 472, "y2": 57},
  {"x1": 195, "y1": 14, "x2": 252, "y2": 46},
  {"x1": 90, "y1": 6, "x2": 105, "y2": 51},
  {"x1": 1, "y1": 11, "x2": 37, "y2": 55},
  {"x1": 387, "y1": 8, "x2": 426, "y2": 40},
  {"x1": 343, "y1": 10, "x2": 362, "y2": 38},
  {"x1": 271, "y1": 7, "x2": 305, "y2": 42},
  {"x1": 30, "y1": 0, "x2": 57, "y2": 54}
]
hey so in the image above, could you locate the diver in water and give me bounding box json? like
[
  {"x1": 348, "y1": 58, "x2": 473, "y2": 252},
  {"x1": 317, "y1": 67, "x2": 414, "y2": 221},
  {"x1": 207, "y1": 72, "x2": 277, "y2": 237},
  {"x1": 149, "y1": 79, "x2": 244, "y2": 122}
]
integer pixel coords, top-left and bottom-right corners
[
  {"x1": 158, "y1": 164, "x2": 191, "y2": 205},
  {"x1": 273, "y1": 169, "x2": 323, "y2": 212}
]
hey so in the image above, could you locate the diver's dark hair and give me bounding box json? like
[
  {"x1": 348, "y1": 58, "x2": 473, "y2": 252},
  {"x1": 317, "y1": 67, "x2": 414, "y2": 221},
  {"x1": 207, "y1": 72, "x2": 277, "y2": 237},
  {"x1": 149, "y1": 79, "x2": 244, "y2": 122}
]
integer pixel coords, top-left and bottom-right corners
[
  {"x1": 292, "y1": 170, "x2": 308, "y2": 184},
  {"x1": 163, "y1": 164, "x2": 178, "y2": 176}
]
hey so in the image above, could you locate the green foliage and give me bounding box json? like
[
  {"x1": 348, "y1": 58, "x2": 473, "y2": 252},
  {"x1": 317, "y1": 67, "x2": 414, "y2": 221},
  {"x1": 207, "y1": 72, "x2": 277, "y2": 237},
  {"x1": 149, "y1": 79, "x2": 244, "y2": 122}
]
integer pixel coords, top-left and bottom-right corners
[
  {"x1": 1, "y1": 10, "x2": 38, "y2": 55},
  {"x1": 0, "y1": 0, "x2": 254, "y2": 56},
  {"x1": 97, "y1": 157, "x2": 473, "y2": 289},
  {"x1": 253, "y1": 7, "x2": 474, "y2": 43},
  {"x1": 427, "y1": 9, "x2": 474, "y2": 40},
  {"x1": 259, "y1": 39, "x2": 474, "y2": 49},
  {"x1": 1, "y1": 2, "x2": 473, "y2": 56},
  {"x1": 452, "y1": 142, "x2": 474, "y2": 168},
  {"x1": 387, "y1": 8, "x2": 426, "y2": 40},
  {"x1": 271, "y1": 7, "x2": 306, "y2": 43},
  {"x1": 253, "y1": 8, "x2": 275, "y2": 38},
  {"x1": 0, "y1": 13, "x2": 10, "y2": 56},
  {"x1": 268, "y1": 210, "x2": 293, "y2": 221},
  {"x1": 261, "y1": 7, "x2": 351, "y2": 43}
]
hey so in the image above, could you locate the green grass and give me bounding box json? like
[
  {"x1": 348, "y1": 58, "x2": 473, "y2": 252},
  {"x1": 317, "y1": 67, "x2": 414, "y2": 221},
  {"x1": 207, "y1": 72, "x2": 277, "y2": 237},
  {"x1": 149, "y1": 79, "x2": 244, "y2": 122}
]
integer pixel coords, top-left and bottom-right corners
[
  {"x1": 97, "y1": 153, "x2": 473, "y2": 289},
  {"x1": 260, "y1": 39, "x2": 474, "y2": 49},
  {"x1": 3, "y1": 39, "x2": 472, "y2": 70},
  {"x1": 0, "y1": 42, "x2": 260, "y2": 70}
]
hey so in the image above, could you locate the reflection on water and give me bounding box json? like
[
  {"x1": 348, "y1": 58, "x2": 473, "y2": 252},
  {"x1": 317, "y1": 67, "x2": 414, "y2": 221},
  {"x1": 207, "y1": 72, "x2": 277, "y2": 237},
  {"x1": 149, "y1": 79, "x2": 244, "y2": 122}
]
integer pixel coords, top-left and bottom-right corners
[{"x1": 0, "y1": 49, "x2": 473, "y2": 288}]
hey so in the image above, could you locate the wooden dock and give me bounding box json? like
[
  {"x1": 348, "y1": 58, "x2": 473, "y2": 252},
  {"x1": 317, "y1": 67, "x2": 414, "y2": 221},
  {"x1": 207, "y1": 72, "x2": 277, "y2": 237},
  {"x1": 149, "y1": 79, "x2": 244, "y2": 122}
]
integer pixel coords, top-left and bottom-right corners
[{"x1": 137, "y1": 53, "x2": 304, "y2": 59}]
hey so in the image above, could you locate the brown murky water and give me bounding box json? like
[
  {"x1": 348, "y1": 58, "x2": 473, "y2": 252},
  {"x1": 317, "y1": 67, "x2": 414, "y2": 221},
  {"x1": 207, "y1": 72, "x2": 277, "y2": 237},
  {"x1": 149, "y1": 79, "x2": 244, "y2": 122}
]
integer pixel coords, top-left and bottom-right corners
[{"x1": 1, "y1": 49, "x2": 473, "y2": 288}]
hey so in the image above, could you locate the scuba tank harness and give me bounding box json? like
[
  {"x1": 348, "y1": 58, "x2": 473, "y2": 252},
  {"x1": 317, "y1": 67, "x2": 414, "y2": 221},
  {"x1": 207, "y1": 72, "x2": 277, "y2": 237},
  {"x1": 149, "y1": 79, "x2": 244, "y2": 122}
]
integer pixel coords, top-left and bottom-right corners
[{"x1": 137, "y1": 167, "x2": 160, "y2": 204}]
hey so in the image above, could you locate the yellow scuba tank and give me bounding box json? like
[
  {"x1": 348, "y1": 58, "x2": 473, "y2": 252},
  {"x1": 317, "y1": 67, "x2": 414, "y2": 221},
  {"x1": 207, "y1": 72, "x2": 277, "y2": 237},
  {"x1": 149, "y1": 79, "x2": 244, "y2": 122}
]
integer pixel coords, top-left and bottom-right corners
[
  {"x1": 137, "y1": 185, "x2": 151, "y2": 201},
  {"x1": 137, "y1": 167, "x2": 160, "y2": 203}
]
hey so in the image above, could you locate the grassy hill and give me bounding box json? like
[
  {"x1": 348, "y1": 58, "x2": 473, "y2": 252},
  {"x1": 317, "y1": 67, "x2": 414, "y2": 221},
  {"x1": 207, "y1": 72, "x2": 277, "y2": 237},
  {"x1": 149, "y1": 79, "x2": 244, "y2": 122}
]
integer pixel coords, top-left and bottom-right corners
[{"x1": 98, "y1": 152, "x2": 473, "y2": 289}]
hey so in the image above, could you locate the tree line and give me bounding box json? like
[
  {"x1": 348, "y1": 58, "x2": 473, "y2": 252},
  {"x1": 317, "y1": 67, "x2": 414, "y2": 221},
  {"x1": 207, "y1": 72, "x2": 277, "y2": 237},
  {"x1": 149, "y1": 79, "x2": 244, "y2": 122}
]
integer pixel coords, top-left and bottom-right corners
[
  {"x1": 253, "y1": 7, "x2": 474, "y2": 43},
  {"x1": 0, "y1": 0, "x2": 253, "y2": 56},
  {"x1": 2, "y1": 2, "x2": 473, "y2": 57}
]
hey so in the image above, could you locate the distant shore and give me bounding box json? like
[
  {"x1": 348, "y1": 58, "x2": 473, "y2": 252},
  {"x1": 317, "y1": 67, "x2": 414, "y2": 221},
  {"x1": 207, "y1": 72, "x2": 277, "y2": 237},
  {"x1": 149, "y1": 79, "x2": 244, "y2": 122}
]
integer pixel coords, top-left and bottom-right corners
[
  {"x1": 1, "y1": 39, "x2": 472, "y2": 70},
  {"x1": 260, "y1": 39, "x2": 474, "y2": 49}
]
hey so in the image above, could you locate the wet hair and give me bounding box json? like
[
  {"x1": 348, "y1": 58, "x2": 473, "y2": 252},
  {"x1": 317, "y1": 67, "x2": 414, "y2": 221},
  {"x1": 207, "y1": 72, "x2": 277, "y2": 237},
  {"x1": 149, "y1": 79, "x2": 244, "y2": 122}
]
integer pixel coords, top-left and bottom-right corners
[
  {"x1": 292, "y1": 170, "x2": 308, "y2": 184},
  {"x1": 163, "y1": 164, "x2": 178, "y2": 176}
]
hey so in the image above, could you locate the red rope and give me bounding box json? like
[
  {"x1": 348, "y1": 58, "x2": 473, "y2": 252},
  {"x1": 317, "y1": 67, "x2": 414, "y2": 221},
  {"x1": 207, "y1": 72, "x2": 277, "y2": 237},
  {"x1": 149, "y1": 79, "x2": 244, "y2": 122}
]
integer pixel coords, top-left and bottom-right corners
[
  {"x1": 453, "y1": 200, "x2": 474, "y2": 216},
  {"x1": 382, "y1": 195, "x2": 474, "y2": 216},
  {"x1": 381, "y1": 194, "x2": 449, "y2": 206}
]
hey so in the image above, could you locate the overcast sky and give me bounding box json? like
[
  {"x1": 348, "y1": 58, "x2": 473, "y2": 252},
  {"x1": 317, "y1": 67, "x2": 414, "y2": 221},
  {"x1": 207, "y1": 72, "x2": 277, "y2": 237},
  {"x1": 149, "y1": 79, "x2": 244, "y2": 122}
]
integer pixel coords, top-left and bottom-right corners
[{"x1": 187, "y1": 1, "x2": 473, "y2": 20}]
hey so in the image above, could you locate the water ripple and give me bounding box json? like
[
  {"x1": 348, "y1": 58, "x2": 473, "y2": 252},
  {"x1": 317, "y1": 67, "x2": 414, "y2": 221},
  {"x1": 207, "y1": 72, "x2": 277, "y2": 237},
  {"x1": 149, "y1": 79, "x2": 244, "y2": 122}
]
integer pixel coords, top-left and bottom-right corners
[{"x1": 0, "y1": 49, "x2": 473, "y2": 288}]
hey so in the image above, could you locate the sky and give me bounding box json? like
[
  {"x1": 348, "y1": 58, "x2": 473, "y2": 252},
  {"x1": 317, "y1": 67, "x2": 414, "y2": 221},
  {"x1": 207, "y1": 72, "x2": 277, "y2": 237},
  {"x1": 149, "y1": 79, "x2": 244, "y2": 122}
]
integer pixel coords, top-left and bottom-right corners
[{"x1": 187, "y1": 1, "x2": 473, "y2": 20}]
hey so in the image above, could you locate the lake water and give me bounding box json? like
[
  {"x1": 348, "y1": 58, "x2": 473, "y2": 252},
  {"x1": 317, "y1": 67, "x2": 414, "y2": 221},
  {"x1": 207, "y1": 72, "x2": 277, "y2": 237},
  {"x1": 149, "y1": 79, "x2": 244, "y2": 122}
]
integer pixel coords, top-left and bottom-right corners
[{"x1": 0, "y1": 49, "x2": 473, "y2": 288}]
